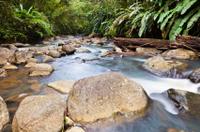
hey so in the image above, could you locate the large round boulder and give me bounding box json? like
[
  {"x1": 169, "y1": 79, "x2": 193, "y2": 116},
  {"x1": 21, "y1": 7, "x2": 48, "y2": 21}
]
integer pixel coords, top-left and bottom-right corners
[
  {"x1": 162, "y1": 49, "x2": 198, "y2": 60},
  {"x1": 12, "y1": 95, "x2": 67, "y2": 132},
  {"x1": 0, "y1": 96, "x2": 9, "y2": 131},
  {"x1": 67, "y1": 72, "x2": 148, "y2": 123},
  {"x1": 143, "y1": 56, "x2": 188, "y2": 78},
  {"x1": 189, "y1": 68, "x2": 200, "y2": 83}
]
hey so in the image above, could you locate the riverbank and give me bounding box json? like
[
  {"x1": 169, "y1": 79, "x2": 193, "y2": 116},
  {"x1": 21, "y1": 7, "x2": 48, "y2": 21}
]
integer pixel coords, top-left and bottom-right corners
[{"x1": 0, "y1": 36, "x2": 200, "y2": 132}]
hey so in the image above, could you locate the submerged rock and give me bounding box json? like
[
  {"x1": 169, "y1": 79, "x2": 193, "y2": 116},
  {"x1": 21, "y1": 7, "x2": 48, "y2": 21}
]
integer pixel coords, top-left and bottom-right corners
[
  {"x1": 162, "y1": 49, "x2": 198, "y2": 60},
  {"x1": 0, "y1": 96, "x2": 9, "y2": 131},
  {"x1": 0, "y1": 68, "x2": 7, "y2": 77},
  {"x1": 189, "y1": 68, "x2": 200, "y2": 83},
  {"x1": 68, "y1": 72, "x2": 148, "y2": 123},
  {"x1": 29, "y1": 63, "x2": 54, "y2": 76},
  {"x1": 136, "y1": 47, "x2": 162, "y2": 56},
  {"x1": 12, "y1": 95, "x2": 67, "y2": 132},
  {"x1": 27, "y1": 58, "x2": 38, "y2": 63},
  {"x1": 48, "y1": 80, "x2": 75, "y2": 94},
  {"x1": 3, "y1": 63, "x2": 18, "y2": 70},
  {"x1": 143, "y1": 56, "x2": 188, "y2": 78},
  {"x1": 25, "y1": 62, "x2": 37, "y2": 68},
  {"x1": 167, "y1": 89, "x2": 200, "y2": 117}
]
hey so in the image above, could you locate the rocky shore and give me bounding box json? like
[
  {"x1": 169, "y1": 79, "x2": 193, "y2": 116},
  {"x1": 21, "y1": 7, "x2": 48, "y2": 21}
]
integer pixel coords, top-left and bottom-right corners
[{"x1": 0, "y1": 36, "x2": 199, "y2": 132}]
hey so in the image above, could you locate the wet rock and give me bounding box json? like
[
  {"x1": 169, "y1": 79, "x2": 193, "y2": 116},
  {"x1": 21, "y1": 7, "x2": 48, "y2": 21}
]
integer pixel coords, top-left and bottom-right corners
[
  {"x1": 0, "y1": 96, "x2": 9, "y2": 131},
  {"x1": 167, "y1": 89, "x2": 200, "y2": 117},
  {"x1": 0, "y1": 68, "x2": 7, "y2": 77},
  {"x1": 12, "y1": 95, "x2": 67, "y2": 132},
  {"x1": 114, "y1": 46, "x2": 122, "y2": 53},
  {"x1": 143, "y1": 56, "x2": 188, "y2": 78},
  {"x1": 100, "y1": 49, "x2": 111, "y2": 57},
  {"x1": 42, "y1": 55, "x2": 54, "y2": 63},
  {"x1": 30, "y1": 47, "x2": 49, "y2": 55},
  {"x1": 29, "y1": 63, "x2": 54, "y2": 76},
  {"x1": 48, "y1": 80, "x2": 75, "y2": 94},
  {"x1": 68, "y1": 72, "x2": 148, "y2": 123},
  {"x1": 3, "y1": 63, "x2": 18, "y2": 70},
  {"x1": 189, "y1": 68, "x2": 200, "y2": 83},
  {"x1": 27, "y1": 58, "x2": 38, "y2": 63},
  {"x1": 136, "y1": 47, "x2": 162, "y2": 56},
  {"x1": 0, "y1": 47, "x2": 15, "y2": 65},
  {"x1": 162, "y1": 49, "x2": 198, "y2": 60},
  {"x1": 76, "y1": 47, "x2": 91, "y2": 53},
  {"x1": 48, "y1": 50, "x2": 61, "y2": 58},
  {"x1": 25, "y1": 62, "x2": 37, "y2": 68},
  {"x1": 9, "y1": 44, "x2": 18, "y2": 51},
  {"x1": 15, "y1": 51, "x2": 33, "y2": 64},
  {"x1": 65, "y1": 126, "x2": 85, "y2": 132},
  {"x1": 62, "y1": 45, "x2": 76, "y2": 55}
]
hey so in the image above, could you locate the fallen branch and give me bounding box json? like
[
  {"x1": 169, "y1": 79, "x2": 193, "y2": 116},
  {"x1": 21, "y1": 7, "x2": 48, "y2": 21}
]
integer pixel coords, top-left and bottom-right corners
[{"x1": 113, "y1": 35, "x2": 200, "y2": 52}]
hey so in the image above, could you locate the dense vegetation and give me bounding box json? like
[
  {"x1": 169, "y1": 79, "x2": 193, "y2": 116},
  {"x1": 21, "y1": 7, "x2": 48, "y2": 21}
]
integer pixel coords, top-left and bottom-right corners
[{"x1": 0, "y1": 0, "x2": 200, "y2": 43}]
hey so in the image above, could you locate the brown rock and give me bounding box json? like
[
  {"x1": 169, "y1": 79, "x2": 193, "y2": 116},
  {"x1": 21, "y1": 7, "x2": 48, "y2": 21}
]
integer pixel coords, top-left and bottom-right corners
[
  {"x1": 143, "y1": 56, "x2": 188, "y2": 78},
  {"x1": 0, "y1": 68, "x2": 7, "y2": 77},
  {"x1": 48, "y1": 50, "x2": 61, "y2": 58},
  {"x1": 25, "y1": 62, "x2": 37, "y2": 68},
  {"x1": 0, "y1": 96, "x2": 9, "y2": 131},
  {"x1": 68, "y1": 72, "x2": 148, "y2": 123},
  {"x1": 3, "y1": 63, "x2": 18, "y2": 70},
  {"x1": 15, "y1": 51, "x2": 33, "y2": 64},
  {"x1": 29, "y1": 63, "x2": 54, "y2": 77},
  {"x1": 167, "y1": 89, "x2": 200, "y2": 118},
  {"x1": 42, "y1": 55, "x2": 54, "y2": 63},
  {"x1": 62, "y1": 45, "x2": 76, "y2": 55},
  {"x1": 12, "y1": 95, "x2": 67, "y2": 132},
  {"x1": 189, "y1": 68, "x2": 200, "y2": 83},
  {"x1": 162, "y1": 49, "x2": 198, "y2": 60},
  {"x1": 136, "y1": 47, "x2": 162, "y2": 56},
  {"x1": 0, "y1": 47, "x2": 15, "y2": 65},
  {"x1": 48, "y1": 80, "x2": 75, "y2": 94},
  {"x1": 65, "y1": 126, "x2": 85, "y2": 132}
]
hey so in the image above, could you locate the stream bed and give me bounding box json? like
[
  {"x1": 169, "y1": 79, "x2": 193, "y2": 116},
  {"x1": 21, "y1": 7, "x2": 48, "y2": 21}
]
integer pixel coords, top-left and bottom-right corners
[{"x1": 1, "y1": 43, "x2": 200, "y2": 132}]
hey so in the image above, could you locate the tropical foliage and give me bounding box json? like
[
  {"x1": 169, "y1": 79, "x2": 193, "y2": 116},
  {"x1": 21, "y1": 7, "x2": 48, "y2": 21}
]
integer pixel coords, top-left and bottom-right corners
[{"x1": 106, "y1": 0, "x2": 200, "y2": 40}]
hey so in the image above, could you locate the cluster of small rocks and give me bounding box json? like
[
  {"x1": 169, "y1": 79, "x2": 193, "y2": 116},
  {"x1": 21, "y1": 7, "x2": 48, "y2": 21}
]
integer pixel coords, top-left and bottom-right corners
[
  {"x1": 115, "y1": 47, "x2": 200, "y2": 83},
  {"x1": 0, "y1": 43, "x2": 77, "y2": 78}
]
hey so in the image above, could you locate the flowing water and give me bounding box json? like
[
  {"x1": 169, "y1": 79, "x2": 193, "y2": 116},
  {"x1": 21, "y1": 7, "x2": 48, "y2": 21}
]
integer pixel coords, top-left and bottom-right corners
[{"x1": 1, "y1": 43, "x2": 200, "y2": 132}]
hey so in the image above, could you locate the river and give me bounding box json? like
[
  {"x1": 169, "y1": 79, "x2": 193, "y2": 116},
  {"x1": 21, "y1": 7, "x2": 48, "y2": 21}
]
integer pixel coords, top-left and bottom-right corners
[{"x1": 1, "y1": 43, "x2": 200, "y2": 132}]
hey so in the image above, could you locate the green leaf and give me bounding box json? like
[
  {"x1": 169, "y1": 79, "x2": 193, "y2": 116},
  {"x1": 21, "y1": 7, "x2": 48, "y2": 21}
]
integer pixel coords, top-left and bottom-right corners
[{"x1": 181, "y1": 0, "x2": 198, "y2": 15}]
